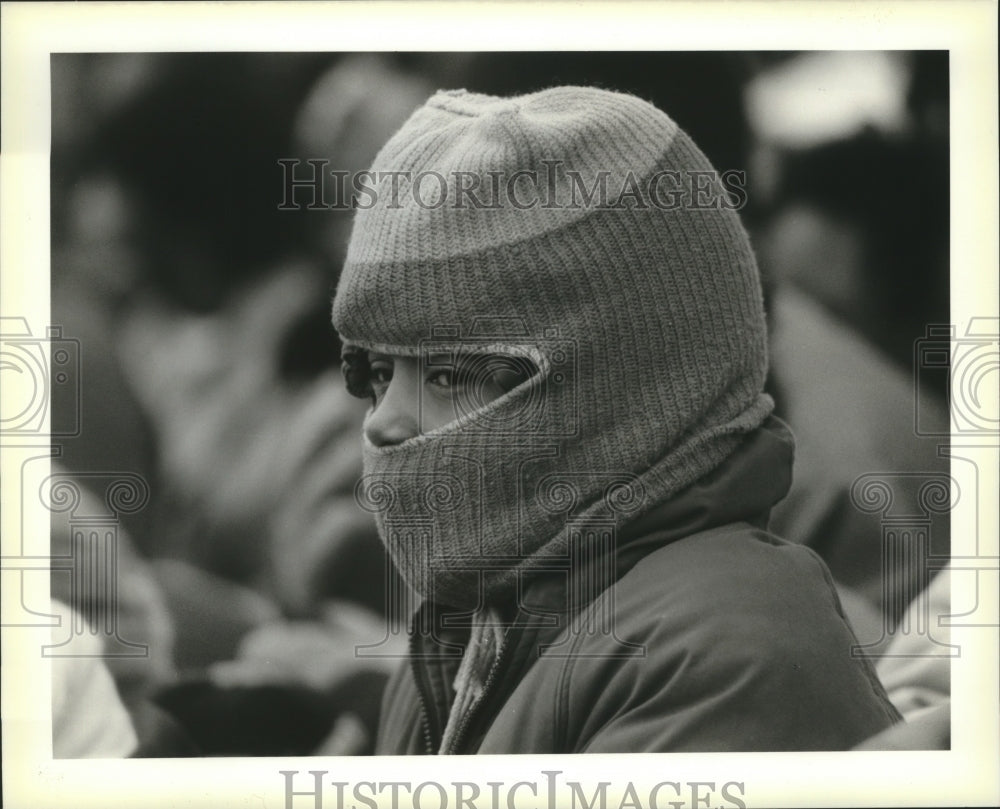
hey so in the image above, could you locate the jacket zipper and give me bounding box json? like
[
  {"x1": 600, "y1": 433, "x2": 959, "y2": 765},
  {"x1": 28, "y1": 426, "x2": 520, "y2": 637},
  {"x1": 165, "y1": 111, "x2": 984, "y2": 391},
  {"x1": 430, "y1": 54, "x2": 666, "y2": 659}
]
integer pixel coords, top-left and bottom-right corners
[
  {"x1": 416, "y1": 686, "x2": 436, "y2": 755},
  {"x1": 443, "y1": 620, "x2": 517, "y2": 754},
  {"x1": 409, "y1": 629, "x2": 437, "y2": 755}
]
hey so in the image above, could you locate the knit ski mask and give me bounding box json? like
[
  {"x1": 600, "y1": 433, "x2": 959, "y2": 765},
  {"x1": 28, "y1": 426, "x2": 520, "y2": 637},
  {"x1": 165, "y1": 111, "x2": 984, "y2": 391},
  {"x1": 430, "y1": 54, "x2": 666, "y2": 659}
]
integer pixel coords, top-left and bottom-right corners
[{"x1": 333, "y1": 87, "x2": 773, "y2": 611}]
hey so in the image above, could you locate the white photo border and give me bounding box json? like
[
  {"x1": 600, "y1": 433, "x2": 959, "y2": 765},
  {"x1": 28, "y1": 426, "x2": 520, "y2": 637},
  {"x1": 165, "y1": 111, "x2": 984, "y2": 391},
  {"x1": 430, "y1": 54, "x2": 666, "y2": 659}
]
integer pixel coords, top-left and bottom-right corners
[{"x1": 1, "y1": 2, "x2": 998, "y2": 808}]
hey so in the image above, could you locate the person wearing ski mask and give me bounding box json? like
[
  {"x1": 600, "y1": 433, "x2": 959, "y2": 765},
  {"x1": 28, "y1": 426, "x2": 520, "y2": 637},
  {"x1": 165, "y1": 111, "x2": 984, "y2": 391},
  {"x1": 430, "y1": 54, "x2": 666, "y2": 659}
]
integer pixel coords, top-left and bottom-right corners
[{"x1": 332, "y1": 86, "x2": 901, "y2": 753}]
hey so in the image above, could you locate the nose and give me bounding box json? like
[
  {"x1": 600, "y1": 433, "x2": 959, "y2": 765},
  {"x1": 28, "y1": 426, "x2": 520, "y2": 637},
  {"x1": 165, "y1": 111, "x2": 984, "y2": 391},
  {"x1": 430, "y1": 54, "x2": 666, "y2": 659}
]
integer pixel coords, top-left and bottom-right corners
[{"x1": 363, "y1": 366, "x2": 419, "y2": 447}]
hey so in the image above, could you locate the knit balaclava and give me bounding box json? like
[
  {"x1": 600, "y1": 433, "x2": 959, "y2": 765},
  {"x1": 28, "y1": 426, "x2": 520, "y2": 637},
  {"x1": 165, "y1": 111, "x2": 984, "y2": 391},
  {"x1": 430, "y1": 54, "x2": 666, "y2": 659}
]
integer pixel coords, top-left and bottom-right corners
[{"x1": 332, "y1": 86, "x2": 773, "y2": 611}]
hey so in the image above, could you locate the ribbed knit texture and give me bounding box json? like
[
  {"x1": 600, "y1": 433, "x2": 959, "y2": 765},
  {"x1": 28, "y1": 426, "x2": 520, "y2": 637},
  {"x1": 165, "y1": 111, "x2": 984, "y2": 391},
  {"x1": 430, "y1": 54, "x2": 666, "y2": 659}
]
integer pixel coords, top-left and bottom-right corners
[{"x1": 334, "y1": 86, "x2": 773, "y2": 610}]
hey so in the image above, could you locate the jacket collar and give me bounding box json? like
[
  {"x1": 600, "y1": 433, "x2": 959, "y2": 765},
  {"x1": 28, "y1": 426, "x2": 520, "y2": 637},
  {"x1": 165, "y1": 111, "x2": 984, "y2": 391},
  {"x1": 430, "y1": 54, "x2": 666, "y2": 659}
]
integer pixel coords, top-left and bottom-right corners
[{"x1": 616, "y1": 415, "x2": 794, "y2": 554}]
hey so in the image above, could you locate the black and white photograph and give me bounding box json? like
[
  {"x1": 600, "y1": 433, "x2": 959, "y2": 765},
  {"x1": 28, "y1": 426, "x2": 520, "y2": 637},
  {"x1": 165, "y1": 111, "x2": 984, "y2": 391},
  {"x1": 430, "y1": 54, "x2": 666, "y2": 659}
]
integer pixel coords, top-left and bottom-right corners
[{"x1": 1, "y1": 3, "x2": 997, "y2": 808}]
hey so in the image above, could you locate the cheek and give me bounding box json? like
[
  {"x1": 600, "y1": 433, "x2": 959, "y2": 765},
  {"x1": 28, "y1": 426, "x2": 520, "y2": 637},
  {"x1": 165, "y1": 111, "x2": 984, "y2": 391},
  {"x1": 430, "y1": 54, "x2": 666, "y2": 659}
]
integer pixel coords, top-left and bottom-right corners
[{"x1": 418, "y1": 393, "x2": 460, "y2": 433}]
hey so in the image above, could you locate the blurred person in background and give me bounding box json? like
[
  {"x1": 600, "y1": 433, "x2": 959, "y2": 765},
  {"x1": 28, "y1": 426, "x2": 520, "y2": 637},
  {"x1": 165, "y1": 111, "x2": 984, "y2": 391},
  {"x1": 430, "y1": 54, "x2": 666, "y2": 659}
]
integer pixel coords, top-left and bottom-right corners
[
  {"x1": 59, "y1": 53, "x2": 434, "y2": 755},
  {"x1": 50, "y1": 598, "x2": 139, "y2": 758},
  {"x1": 50, "y1": 54, "x2": 179, "y2": 715},
  {"x1": 746, "y1": 51, "x2": 951, "y2": 644}
]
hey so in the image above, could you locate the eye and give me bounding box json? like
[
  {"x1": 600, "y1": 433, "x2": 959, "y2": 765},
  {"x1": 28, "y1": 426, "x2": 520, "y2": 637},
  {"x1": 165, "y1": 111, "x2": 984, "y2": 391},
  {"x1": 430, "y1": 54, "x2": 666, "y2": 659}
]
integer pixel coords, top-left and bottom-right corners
[
  {"x1": 426, "y1": 369, "x2": 456, "y2": 390},
  {"x1": 368, "y1": 359, "x2": 394, "y2": 403},
  {"x1": 369, "y1": 362, "x2": 393, "y2": 384}
]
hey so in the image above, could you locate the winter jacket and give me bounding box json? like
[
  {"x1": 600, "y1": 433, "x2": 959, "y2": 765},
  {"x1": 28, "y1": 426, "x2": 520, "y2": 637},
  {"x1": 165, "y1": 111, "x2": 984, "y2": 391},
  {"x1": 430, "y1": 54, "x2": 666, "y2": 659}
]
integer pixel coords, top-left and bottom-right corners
[{"x1": 375, "y1": 419, "x2": 902, "y2": 754}]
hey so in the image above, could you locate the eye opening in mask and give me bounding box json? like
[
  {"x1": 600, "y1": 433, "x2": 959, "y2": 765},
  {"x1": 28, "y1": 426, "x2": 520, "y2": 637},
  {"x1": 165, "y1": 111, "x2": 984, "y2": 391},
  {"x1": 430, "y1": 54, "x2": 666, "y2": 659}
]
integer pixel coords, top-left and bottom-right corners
[
  {"x1": 341, "y1": 342, "x2": 542, "y2": 418},
  {"x1": 430, "y1": 351, "x2": 538, "y2": 410},
  {"x1": 422, "y1": 347, "x2": 545, "y2": 432}
]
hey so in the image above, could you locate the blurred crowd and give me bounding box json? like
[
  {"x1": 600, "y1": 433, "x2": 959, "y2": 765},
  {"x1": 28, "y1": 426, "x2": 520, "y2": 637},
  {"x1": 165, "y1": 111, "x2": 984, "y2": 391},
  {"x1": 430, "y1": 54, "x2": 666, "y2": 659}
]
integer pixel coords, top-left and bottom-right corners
[{"x1": 48, "y1": 51, "x2": 951, "y2": 755}]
